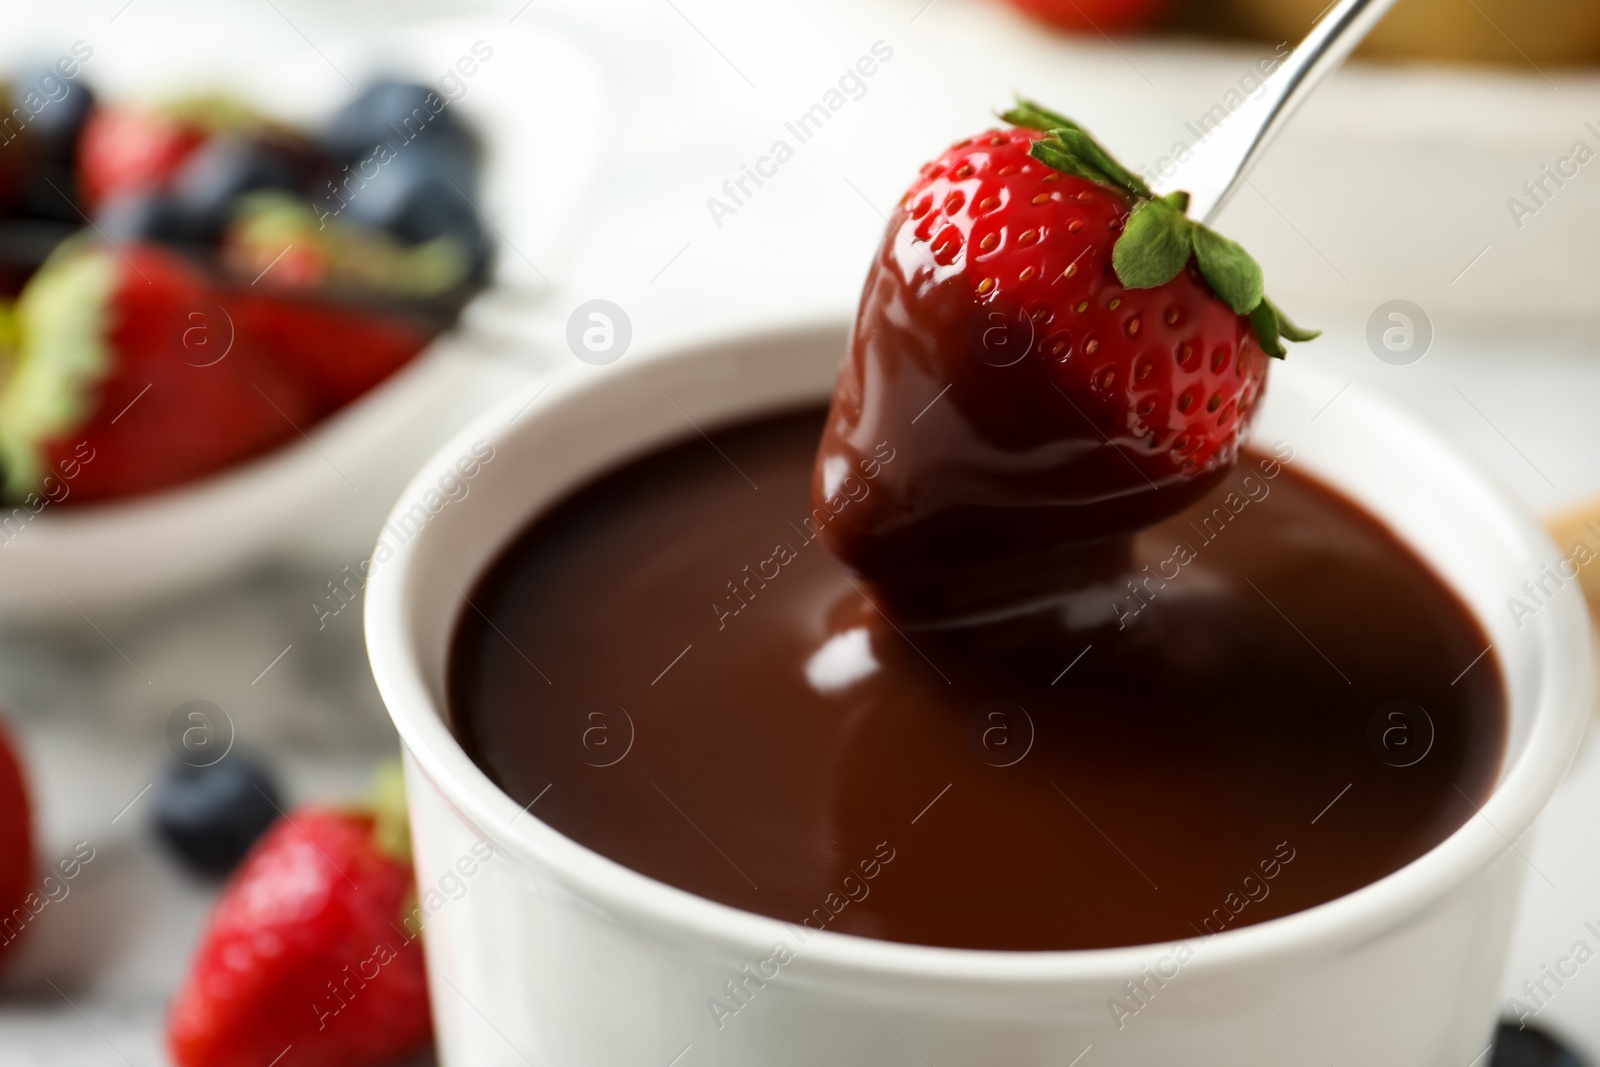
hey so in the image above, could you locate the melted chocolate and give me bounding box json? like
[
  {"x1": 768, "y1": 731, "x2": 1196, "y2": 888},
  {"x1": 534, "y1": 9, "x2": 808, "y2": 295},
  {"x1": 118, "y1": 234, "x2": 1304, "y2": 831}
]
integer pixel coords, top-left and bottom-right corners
[{"x1": 450, "y1": 409, "x2": 1505, "y2": 951}]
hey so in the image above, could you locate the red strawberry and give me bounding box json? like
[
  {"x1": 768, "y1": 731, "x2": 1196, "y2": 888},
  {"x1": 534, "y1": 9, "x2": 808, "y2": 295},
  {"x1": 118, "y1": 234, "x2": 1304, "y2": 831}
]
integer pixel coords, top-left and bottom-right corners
[
  {"x1": 997, "y1": 0, "x2": 1173, "y2": 34},
  {"x1": 0, "y1": 716, "x2": 34, "y2": 963},
  {"x1": 0, "y1": 241, "x2": 319, "y2": 505},
  {"x1": 813, "y1": 99, "x2": 1315, "y2": 620},
  {"x1": 220, "y1": 194, "x2": 446, "y2": 408},
  {"x1": 228, "y1": 291, "x2": 433, "y2": 411},
  {"x1": 168, "y1": 768, "x2": 431, "y2": 1067},
  {"x1": 78, "y1": 105, "x2": 207, "y2": 212},
  {"x1": 222, "y1": 191, "x2": 474, "y2": 306},
  {"x1": 0, "y1": 240, "x2": 434, "y2": 506}
]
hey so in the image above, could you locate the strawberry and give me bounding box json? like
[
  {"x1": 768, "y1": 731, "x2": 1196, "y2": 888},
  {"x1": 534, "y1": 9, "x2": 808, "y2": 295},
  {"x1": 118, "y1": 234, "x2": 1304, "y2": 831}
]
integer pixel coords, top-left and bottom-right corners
[
  {"x1": 813, "y1": 99, "x2": 1315, "y2": 619},
  {"x1": 78, "y1": 94, "x2": 284, "y2": 214},
  {"x1": 220, "y1": 193, "x2": 459, "y2": 406},
  {"x1": 0, "y1": 241, "x2": 319, "y2": 505},
  {"x1": 167, "y1": 765, "x2": 431, "y2": 1067},
  {"x1": 223, "y1": 192, "x2": 474, "y2": 305},
  {"x1": 78, "y1": 104, "x2": 208, "y2": 212},
  {"x1": 0, "y1": 715, "x2": 34, "y2": 963},
  {"x1": 998, "y1": 0, "x2": 1173, "y2": 34},
  {"x1": 227, "y1": 290, "x2": 433, "y2": 412},
  {"x1": 0, "y1": 239, "x2": 433, "y2": 506}
]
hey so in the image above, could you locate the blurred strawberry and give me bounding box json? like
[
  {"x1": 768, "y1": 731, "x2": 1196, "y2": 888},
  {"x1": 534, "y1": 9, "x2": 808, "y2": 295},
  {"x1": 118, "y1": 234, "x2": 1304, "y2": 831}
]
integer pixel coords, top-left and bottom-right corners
[
  {"x1": 78, "y1": 105, "x2": 207, "y2": 212},
  {"x1": 224, "y1": 192, "x2": 472, "y2": 302},
  {"x1": 0, "y1": 716, "x2": 33, "y2": 963},
  {"x1": 0, "y1": 239, "x2": 438, "y2": 505},
  {"x1": 228, "y1": 290, "x2": 432, "y2": 412},
  {"x1": 998, "y1": 0, "x2": 1174, "y2": 34},
  {"x1": 168, "y1": 763, "x2": 432, "y2": 1067},
  {"x1": 224, "y1": 193, "x2": 447, "y2": 406},
  {"x1": 78, "y1": 94, "x2": 280, "y2": 214},
  {"x1": 0, "y1": 240, "x2": 318, "y2": 505}
]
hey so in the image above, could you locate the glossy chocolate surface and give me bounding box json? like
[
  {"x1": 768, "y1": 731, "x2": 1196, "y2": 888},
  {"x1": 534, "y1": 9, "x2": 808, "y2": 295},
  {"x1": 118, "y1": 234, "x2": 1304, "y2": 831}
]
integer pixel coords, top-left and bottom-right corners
[{"x1": 450, "y1": 409, "x2": 1505, "y2": 951}]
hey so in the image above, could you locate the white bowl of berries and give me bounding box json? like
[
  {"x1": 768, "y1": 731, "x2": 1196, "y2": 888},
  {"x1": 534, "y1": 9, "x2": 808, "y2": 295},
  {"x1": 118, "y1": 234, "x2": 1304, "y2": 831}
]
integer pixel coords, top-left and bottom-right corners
[{"x1": 0, "y1": 22, "x2": 603, "y2": 620}]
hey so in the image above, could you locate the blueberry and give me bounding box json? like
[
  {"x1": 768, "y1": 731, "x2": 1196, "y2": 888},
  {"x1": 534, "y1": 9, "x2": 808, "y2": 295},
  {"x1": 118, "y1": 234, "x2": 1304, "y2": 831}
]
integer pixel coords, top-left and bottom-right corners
[
  {"x1": 154, "y1": 753, "x2": 282, "y2": 875},
  {"x1": 1491, "y1": 1021, "x2": 1589, "y2": 1067},
  {"x1": 316, "y1": 79, "x2": 488, "y2": 279},
  {"x1": 7, "y1": 64, "x2": 95, "y2": 161},
  {"x1": 337, "y1": 146, "x2": 491, "y2": 279},
  {"x1": 323, "y1": 79, "x2": 477, "y2": 167},
  {"x1": 342, "y1": 146, "x2": 474, "y2": 239},
  {"x1": 1, "y1": 64, "x2": 94, "y2": 223},
  {"x1": 96, "y1": 191, "x2": 210, "y2": 246},
  {"x1": 168, "y1": 137, "x2": 300, "y2": 243}
]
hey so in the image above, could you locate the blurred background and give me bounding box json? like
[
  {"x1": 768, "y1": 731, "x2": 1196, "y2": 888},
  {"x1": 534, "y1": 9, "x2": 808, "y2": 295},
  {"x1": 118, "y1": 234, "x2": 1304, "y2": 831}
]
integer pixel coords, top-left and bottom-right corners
[{"x1": 0, "y1": 0, "x2": 1597, "y2": 1063}]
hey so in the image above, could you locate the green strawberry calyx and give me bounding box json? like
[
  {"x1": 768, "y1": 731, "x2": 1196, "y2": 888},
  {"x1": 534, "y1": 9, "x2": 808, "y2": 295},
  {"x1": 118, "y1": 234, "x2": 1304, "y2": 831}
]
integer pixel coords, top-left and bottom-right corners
[
  {"x1": 1001, "y1": 98, "x2": 1319, "y2": 359},
  {"x1": 0, "y1": 241, "x2": 116, "y2": 502},
  {"x1": 229, "y1": 192, "x2": 470, "y2": 300},
  {"x1": 366, "y1": 757, "x2": 412, "y2": 864}
]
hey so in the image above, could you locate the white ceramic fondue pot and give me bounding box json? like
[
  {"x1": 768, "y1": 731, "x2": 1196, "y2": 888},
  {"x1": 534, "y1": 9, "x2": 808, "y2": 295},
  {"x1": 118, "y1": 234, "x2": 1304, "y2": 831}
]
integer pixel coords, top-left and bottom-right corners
[{"x1": 366, "y1": 320, "x2": 1591, "y2": 1066}]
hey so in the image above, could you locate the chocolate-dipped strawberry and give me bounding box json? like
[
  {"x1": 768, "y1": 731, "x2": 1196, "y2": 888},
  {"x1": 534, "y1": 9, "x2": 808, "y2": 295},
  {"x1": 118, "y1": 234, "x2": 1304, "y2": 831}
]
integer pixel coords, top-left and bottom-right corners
[{"x1": 812, "y1": 100, "x2": 1317, "y2": 624}]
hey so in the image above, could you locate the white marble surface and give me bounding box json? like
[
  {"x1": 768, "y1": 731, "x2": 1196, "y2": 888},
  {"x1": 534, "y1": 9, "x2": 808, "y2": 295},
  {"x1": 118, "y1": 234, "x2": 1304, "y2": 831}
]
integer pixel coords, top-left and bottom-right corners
[{"x1": 1, "y1": 0, "x2": 1598, "y2": 1062}]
